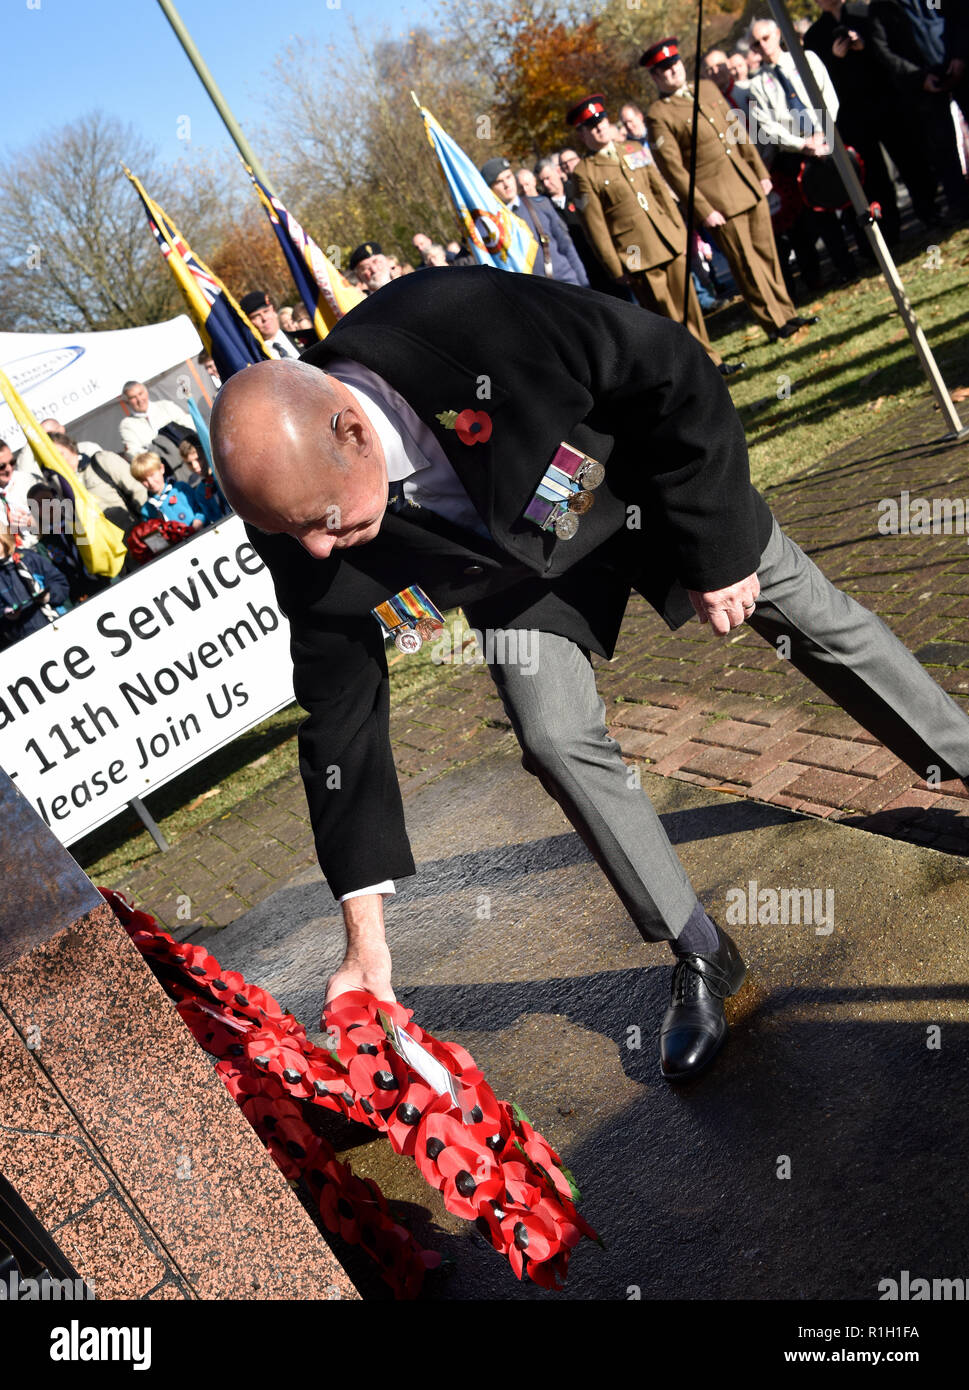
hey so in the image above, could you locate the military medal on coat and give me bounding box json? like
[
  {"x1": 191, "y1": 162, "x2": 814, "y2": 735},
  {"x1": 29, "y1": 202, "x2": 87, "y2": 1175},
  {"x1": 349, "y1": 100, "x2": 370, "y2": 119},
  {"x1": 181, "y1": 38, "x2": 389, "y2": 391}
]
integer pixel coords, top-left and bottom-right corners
[
  {"x1": 372, "y1": 584, "x2": 445, "y2": 653},
  {"x1": 524, "y1": 442, "x2": 605, "y2": 540}
]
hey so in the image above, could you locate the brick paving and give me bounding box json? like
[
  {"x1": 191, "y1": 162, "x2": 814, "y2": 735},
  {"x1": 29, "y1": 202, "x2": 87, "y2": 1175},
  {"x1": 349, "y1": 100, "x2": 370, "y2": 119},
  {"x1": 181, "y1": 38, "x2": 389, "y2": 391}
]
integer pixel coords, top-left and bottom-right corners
[{"x1": 111, "y1": 395, "x2": 969, "y2": 933}]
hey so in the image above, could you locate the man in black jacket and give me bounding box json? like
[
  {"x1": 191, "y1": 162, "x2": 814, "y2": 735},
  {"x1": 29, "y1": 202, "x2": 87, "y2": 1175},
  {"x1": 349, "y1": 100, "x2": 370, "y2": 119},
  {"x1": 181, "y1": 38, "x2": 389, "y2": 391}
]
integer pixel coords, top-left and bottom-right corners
[{"x1": 211, "y1": 267, "x2": 969, "y2": 1082}]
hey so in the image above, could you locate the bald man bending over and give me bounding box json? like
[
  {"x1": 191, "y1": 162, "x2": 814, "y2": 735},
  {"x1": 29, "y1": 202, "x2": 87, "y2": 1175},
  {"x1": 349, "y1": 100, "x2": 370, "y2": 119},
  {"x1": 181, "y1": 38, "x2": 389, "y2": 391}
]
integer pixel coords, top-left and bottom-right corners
[{"x1": 212, "y1": 267, "x2": 969, "y2": 1083}]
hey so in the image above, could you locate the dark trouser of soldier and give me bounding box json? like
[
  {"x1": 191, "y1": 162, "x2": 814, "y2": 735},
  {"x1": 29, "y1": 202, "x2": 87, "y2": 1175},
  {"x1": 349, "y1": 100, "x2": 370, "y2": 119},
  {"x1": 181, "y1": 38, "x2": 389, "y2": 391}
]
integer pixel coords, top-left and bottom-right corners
[{"x1": 711, "y1": 199, "x2": 796, "y2": 334}]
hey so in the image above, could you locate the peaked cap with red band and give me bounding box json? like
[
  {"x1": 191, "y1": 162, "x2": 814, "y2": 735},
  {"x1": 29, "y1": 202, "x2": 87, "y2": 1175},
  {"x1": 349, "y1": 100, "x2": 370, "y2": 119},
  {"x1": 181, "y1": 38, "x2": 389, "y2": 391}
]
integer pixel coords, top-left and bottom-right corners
[
  {"x1": 565, "y1": 93, "x2": 608, "y2": 128},
  {"x1": 639, "y1": 37, "x2": 681, "y2": 70}
]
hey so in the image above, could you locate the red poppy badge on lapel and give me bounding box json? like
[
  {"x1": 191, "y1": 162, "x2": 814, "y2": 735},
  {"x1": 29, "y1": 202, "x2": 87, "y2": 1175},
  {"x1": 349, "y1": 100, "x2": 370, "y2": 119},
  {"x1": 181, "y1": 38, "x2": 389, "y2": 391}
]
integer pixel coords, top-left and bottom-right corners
[{"x1": 436, "y1": 407, "x2": 493, "y2": 446}]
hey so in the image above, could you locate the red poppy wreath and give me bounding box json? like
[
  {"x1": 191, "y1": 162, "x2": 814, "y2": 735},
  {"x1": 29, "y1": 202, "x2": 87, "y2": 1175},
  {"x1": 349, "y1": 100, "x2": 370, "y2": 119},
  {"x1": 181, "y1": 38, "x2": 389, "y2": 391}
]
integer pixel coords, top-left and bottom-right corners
[{"x1": 100, "y1": 888, "x2": 599, "y2": 1297}]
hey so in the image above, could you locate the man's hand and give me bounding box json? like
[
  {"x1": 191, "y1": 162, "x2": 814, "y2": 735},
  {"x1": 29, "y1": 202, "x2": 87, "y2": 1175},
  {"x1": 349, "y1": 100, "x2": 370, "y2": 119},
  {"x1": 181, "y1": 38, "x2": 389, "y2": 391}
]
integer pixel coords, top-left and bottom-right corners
[
  {"x1": 703, "y1": 209, "x2": 727, "y2": 229},
  {"x1": 688, "y1": 573, "x2": 761, "y2": 635},
  {"x1": 832, "y1": 35, "x2": 851, "y2": 59},
  {"x1": 324, "y1": 892, "x2": 395, "y2": 1006},
  {"x1": 760, "y1": 178, "x2": 773, "y2": 195}
]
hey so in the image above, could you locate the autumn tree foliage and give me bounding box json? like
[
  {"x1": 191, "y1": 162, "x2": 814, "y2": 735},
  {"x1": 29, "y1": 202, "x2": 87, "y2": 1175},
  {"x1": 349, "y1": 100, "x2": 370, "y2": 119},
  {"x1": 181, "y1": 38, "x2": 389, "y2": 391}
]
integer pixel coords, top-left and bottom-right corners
[{"x1": 491, "y1": 16, "x2": 638, "y2": 158}]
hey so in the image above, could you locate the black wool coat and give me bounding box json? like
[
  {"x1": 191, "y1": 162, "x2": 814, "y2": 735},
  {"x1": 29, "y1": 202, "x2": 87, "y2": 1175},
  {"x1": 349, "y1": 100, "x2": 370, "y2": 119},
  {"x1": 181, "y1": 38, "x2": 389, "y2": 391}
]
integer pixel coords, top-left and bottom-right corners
[{"x1": 245, "y1": 267, "x2": 773, "y2": 896}]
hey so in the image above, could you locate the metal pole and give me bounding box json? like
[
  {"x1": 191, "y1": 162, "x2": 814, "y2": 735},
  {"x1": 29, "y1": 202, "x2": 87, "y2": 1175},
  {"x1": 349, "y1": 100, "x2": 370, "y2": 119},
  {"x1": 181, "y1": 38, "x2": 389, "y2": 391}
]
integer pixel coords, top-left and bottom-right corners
[
  {"x1": 682, "y1": 0, "x2": 706, "y2": 325},
  {"x1": 129, "y1": 797, "x2": 170, "y2": 853},
  {"x1": 766, "y1": 0, "x2": 965, "y2": 437},
  {"x1": 155, "y1": 0, "x2": 277, "y2": 196}
]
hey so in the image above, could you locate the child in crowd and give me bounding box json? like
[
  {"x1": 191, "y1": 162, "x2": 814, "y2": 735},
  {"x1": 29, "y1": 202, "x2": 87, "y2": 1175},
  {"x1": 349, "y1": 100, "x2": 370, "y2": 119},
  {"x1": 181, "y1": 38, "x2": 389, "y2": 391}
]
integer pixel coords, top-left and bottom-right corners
[
  {"x1": 0, "y1": 519, "x2": 71, "y2": 649},
  {"x1": 25, "y1": 483, "x2": 92, "y2": 604},
  {"x1": 130, "y1": 451, "x2": 205, "y2": 532},
  {"x1": 177, "y1": 439, "x2": 231, "y2": 525}
]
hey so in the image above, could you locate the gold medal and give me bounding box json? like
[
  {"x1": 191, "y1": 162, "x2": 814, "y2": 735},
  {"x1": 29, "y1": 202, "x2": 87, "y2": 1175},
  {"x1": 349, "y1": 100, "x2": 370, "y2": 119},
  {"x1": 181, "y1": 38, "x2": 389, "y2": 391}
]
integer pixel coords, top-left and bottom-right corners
[{"x1": 568, "y1": 490, "x2": 595, "y2": 514}]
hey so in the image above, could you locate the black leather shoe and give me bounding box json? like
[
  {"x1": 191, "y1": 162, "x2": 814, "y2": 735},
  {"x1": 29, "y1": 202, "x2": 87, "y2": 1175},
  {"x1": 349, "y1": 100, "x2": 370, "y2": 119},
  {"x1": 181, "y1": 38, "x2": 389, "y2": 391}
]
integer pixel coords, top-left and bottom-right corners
[
  {"x1": 787, "y1": 313, "x2": 819, "y2": 329},
  {"x1": 660, "y1": 924, "x2": 747, "y2": 1082},
  {"x1": 717, "y1": 361, "x2": 746, "y2": 377}
]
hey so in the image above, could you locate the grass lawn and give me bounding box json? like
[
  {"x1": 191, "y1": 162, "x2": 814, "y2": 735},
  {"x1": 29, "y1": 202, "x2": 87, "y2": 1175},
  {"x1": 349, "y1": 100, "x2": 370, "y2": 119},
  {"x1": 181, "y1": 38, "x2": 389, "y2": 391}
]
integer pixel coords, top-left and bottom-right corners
[
  {"x1": 73, "y1": 223, "x2": 969, "y2": 885},
  {"x1": 711, "y1": 222, "x2": 969, "y2": 490}
]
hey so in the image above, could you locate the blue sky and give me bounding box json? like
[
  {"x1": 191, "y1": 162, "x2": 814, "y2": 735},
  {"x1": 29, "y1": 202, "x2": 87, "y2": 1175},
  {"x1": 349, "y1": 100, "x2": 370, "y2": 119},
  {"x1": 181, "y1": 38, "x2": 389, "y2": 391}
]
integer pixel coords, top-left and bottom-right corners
[{"x1": 4, "y1": 0, "x2": 428, "y2": 164}]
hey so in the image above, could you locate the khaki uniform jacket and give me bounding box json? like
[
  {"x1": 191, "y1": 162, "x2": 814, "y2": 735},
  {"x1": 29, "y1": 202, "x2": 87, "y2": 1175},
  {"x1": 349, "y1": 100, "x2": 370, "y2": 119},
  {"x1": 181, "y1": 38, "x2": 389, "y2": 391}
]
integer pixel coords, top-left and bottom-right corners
[
  {"x1": 571, "y1": 142, "x2": 686, "y2": 277},
  {"x1": 646, "y1": 80, "x2": 770, "y2": 222}
]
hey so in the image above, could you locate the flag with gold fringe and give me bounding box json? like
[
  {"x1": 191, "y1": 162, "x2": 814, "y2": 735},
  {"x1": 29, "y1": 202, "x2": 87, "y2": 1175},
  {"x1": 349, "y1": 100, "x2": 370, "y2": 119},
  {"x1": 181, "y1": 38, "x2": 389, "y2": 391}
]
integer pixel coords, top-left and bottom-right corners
[
  {"x1": 414, "y1": 98, "x2": 539, "y2": 274},
  {"x1": 243, "y1": 164, "x2": 364, "y2": 338},
  {"x1": 125, "y1": 168, "x2": 271, "y2": 382}
]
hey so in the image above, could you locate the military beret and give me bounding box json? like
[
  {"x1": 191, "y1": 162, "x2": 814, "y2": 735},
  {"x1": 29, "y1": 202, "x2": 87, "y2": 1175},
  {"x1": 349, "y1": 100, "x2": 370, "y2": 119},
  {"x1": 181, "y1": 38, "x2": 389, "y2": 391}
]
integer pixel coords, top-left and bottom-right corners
[
  {"x1": 479, "y1": 157, "x2": 511, "y2": 186},
  {"x1": 640, "y1": 37, "x2": 681, "y2": 70},
  {"x1": 565, "y1": 94, "x2": 608, "y2": 128},
  {"x1": 348, "y1": 242, "x2": 382, "y2": 269},
  {"x1": 240, "y1": 290, "x2": 271, "y2": 316}
]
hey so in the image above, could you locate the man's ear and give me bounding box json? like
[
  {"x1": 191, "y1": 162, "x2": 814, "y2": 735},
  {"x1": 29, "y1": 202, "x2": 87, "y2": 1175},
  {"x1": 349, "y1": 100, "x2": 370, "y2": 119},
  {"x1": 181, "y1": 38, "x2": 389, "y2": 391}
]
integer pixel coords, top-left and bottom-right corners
[{"x1": 334, "y1": 405, "x2": 374, "y2": 457}]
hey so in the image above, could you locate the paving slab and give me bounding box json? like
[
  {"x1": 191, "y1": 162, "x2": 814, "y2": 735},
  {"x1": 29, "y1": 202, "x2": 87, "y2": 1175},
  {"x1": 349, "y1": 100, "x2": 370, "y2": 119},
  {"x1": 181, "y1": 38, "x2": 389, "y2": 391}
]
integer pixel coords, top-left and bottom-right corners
[{"x1": 209, "y1": 748, "x2": 969, "y2": 1301}]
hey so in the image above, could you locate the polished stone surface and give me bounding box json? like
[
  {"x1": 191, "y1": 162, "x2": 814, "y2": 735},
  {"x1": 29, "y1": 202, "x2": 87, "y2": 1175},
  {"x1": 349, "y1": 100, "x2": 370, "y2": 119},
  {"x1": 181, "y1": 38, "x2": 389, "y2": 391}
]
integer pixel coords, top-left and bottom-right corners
[
  {"x1": 0, "y1": 767, "x2": 357, "y2": 1300},
  {"x1": 220, "y1": 749, "x2": 969, "y2": 1300}
]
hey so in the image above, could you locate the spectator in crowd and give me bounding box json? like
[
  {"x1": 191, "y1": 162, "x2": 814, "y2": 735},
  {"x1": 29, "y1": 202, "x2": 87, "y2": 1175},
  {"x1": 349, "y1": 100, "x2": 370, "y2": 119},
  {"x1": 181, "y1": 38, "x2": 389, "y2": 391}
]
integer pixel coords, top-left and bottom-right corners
[
  {"x1": 240, "y1": 291, "x2": 304, "y2": 358},
  {"x1": 178, "y1": 439, "x2": 230, "y2": 526},
  {"x1": 399, "y1": 262, "x2": 416, "y2": 275},
  {"x1": 620, "y1": 102, "x2": 651, "y2": 146},
  {"x1": 537, "y1": 153, "x2": 633, "y2": 298},
  {"x1": 736, "y1": 36, "x2": 763, "y2": 74},
  {"x1": 703, "y1": 47, "x2": 752, "y2": 113},
  {"x1": 445, "y1": 239, "x2": 476, "y2": 265},
  {"x1": 47, "y1": 432, "x2": 146, "y2": 536},
  {"x1": 867, "y1": 0, "x2": 969, "y2": 220},
  {"x1": 0, "y1": 438, "x2": 39, "y2": 550},
  {"x1": 293, "y1": 304, "x2": 314, "y2": 331},
  {"x1": 25, "y1": 482, "x2": 89, "y2": 605},
  {"x1": 747, "y1": 17, "x2": 860, "y2": 290},
  {"x1": 198, "y1": 350, "x2": 222, "y2": 391},
  {"x1": 0, "y1": 518, "x2": 70, "y2": 649},
  {"x1": 558, "y1": 148, "x2": 581, "y2": 179},
  {"x1": 349, "y1": 242, "x2": 395, "y2": 295},
  {"x1": 728, "y1": 51, "x2": 752, "y2": 87},
  {"x1": 131, "y1": 451, "x2": 205, "y2": 532},
  {"x1": 412, "y1": 231, "x2": 432, "y2": 265},
  {"x1": 643, "y1": 36, "x2": 812, "y2": 343},
  {"x1": 481, "y1": 155, "x2": 589, "y2": 285},
  {"x1": 278, "y1": 306, "x2": 297, "y2": 332},
  {"x1": 424, "y1": 243, "x2": 450, "y2": 267},
  {"x1": 805, "y1": 0, "x2": 940, "y2": 239},
  {"x1": 119, "y1": 380, "x2": 194, "y2": 459},
  {"x1": 516, "y1": 168, "x2": 539, "y2": 197},
  {"x1": 567, "y1": 93, "x2": 738, "y2": 373},
  {"x1": 793, "y1": 17, "x2": 812, "y2": 43}
]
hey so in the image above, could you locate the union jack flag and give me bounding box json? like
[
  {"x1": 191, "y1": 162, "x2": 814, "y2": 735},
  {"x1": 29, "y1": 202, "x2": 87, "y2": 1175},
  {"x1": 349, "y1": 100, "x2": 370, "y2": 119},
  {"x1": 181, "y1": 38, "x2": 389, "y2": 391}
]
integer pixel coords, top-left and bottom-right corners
[{"x1": 126, "y1": 167, "x2": 271, "y2": 381}]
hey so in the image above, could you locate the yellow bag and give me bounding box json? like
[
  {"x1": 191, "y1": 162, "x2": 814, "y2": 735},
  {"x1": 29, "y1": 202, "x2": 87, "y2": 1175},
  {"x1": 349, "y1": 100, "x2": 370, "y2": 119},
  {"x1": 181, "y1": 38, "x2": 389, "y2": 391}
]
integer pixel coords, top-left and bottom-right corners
[{"x1": 0, "y1": 369, "x2": 127, "y2": 579}]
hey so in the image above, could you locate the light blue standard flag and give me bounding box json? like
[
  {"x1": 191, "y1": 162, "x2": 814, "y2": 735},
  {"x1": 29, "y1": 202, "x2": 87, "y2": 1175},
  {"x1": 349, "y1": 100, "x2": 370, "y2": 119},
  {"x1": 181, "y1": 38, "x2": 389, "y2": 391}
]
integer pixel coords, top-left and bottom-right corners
[{"x1": 414, "y1": 97, "x2": 539, "y2": 274}]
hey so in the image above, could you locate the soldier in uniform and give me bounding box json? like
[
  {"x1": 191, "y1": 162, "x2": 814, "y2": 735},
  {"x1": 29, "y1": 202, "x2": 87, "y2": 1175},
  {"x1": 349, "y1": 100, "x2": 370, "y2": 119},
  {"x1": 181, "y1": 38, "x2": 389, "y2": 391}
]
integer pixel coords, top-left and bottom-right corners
[
  {"x1": 642, "y1": 37, "x2": 817, "y2": 343},
  {"x1": 566, "y1": 93, "x2": 744, "y2": 377}
]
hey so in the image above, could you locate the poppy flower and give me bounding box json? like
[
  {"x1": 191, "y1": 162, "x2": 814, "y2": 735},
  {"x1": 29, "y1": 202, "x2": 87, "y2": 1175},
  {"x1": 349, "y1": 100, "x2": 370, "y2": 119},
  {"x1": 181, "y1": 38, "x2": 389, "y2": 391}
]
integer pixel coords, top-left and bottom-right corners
[
  {"x1": 385, "y1": 1080, "x2": 440, "y2": 1156},
  {"x1": 437, "y1": 1143, "x2": 505, "y2": 1220},
  {"x1": 454, "y1": 409, "x2": 493, "y2": 446},
  {"x1": 500, "y1": 1206, "x2": 558, "y2": 1279}
]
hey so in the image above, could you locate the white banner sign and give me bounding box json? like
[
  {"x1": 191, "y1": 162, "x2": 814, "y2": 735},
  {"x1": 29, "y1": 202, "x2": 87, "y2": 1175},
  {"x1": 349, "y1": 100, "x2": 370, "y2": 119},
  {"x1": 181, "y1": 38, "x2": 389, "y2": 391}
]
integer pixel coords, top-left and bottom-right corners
[
  {"x1": 0, "y1": 316, "x2": 203, "y2": 449},
  {"x1": 0, "y1": 517, "x2": 295, "y2": 845}
]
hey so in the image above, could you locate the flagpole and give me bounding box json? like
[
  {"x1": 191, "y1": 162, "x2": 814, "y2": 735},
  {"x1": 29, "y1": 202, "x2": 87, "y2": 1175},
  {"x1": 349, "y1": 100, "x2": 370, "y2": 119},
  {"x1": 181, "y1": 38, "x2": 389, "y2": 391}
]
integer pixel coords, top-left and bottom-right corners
[{"x1": 156, "y1": 0, "x2": 277, "y2": 196}]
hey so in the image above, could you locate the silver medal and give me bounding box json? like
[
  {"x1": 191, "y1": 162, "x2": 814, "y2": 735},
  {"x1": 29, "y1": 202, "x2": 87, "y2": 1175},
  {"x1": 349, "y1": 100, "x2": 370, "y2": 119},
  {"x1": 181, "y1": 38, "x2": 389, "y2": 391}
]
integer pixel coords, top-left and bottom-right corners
[
  {"x1": 553, "y1": 510, "x2": 579, "y2": 540},
  {"x1": 395, "y1": 628, "x2": 423, "y2": 654}
]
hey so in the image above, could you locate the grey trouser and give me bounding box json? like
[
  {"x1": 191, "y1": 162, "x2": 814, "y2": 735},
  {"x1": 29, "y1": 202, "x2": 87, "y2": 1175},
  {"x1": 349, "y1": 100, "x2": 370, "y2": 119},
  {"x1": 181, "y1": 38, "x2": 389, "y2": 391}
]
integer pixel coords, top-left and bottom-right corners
[{"x1": 485, "y1": 518, "x2": 969, "y2": 943}]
